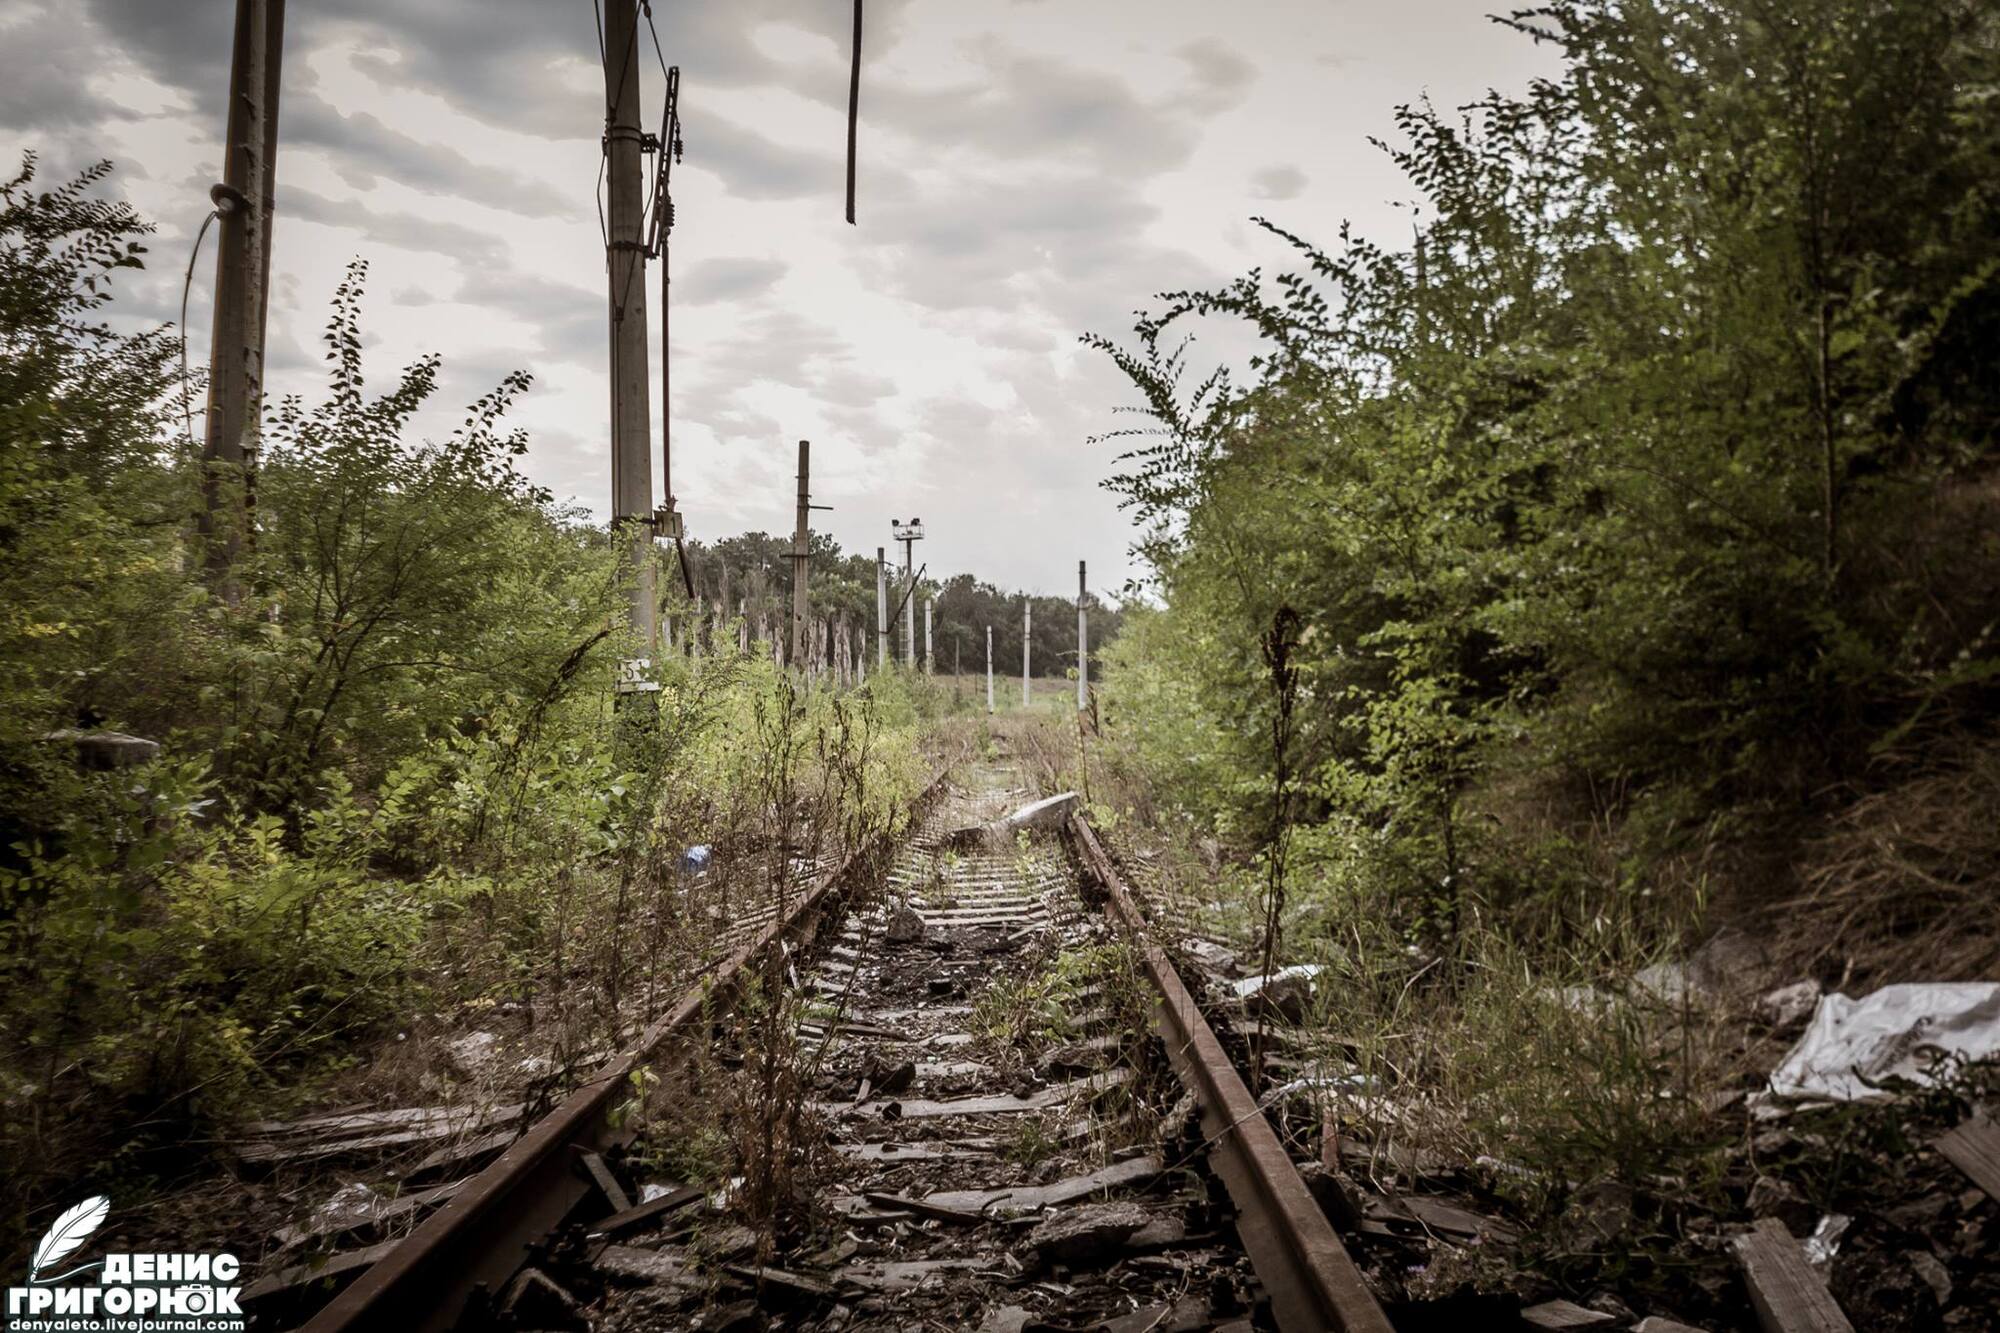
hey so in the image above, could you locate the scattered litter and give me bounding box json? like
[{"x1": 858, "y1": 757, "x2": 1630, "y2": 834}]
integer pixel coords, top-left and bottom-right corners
[
  {"x1": 679, "y1": 844, "x2": 712, "y2": 872},
  {"x1": 1231, "y1": 963, "x2": 1323, "y2": 1020},
  {"x1": 1767, "y1": 982, "x2": 2000, "y2": 1102},
  {"x1": 1801, "y1": 1214, "x2": 1851, "y2": 1271},
  {"x1": 1257, "y1": 1070, "x2": 1375, "y2": 1109},
  {"x1": 305, "y1": 1182, "x2": 381, "y2": 1234}
]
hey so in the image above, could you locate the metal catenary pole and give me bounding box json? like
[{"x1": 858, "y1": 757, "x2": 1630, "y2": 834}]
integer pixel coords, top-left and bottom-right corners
[
  {"x1": 986, "y1": 625, "x2": 994, "y2": 713},
  {"x1": 198, "y1": 0, "x2": 284, "y2": 602},
  {"x1": 790, "y1": 440, "x2": 810, "y2": 671},
  {"x1": 604, "y1": 0, "x2": 656, "y2": 664},
  {"x1": 924, "y1": 598, "x2": 933, "y2": 675},
  {"x1": 1022, "y1": 597, "x2": 1031, "y2": 707},
  {"x1": 904, "y1": 544, "x2": 915, "y2": 666},
  {"x1": 875, "y1": 547, "x2": 888, "y2": 670},
  {"x1": 1077, "y1": 560, "x2": 1088, "y2": 712},
  {"x1": 891, "y1": 518, "x2": 923, "y2": 667}
]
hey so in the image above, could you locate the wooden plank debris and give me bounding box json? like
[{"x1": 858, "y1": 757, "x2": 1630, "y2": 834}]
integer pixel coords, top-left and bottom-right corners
[
  {"x1": 595, "y1": 1244, "x2": 698, "y2": 1288},
  {"x1": 1367, "y1": 1193, "x2": 1520, "y2": 1246},
  {"x1": 861, "y1": 1190, "x2": 993, "y2": 1225},
  {"x1": 236, "y1": 1103, "x2": 526, "y2": 1165},
  {"x1": 589, "y1": 1184, "x2": 704, "y2": 1237},
  {"x1": 1732, "y1": 1217, "x2": 1856, "y2": 1333},
  {"x1": 820, "y1": 1069, "x2": 1130, "y2": 1120},
  {"x1": 406, "y1": 1126, "x2": 516, "y2": 1183},
  {"x1": 919, "y1": 1153, "x2": 1163, "y2": 1215},
  {"x1": 837, "y1": 1257, "x2": 994, "y2": 1292},
  {"x1": 242, "y1": 1241, "x2": 398, "y2": 1305},
  {"x1": 1520, "y1": 1300, "x2": 1616, "y2": 1328},
  {"x1": 271, "y1": 1179, "x2": 465, "y2": 1251},
  {"x1": 1935, "y1": 1115, "x2": 2000, "y2": 1201},
  {"x1": 724, "y1": 1263, "x2": 835, "y2": 1300},
  {"x1": 578, "y1": 1150, "x2": 632, "y2": 1212},
  {"x1": 832, "y1": 1141, "x2": 993, "y2": 1163},
  {"x1": 244, "y1": 1104, "x2": 491, "y2": 1137}
]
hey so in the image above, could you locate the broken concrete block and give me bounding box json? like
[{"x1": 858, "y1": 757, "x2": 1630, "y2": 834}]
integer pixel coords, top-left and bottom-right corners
[
  {"x1": 1025, "y1": 1200, "x2": 1154, "y2": 1263},
  {"x1": 974, "y1": 1307, "x2": 1031, "y2": 1333},
  {"x1": 1907, "y1": 1249, "x2": 1952, "y2": 1307},
  {"x1": 1688, "y1": 926, "x2": 1773, "y2": 996},
  {"x1": 1758, "y1": 980, "x2": 1822, "y2": 1030},
  {"x1": 445, "y1": 1031, "x2": 503, "y2": 1079},
  {"x1": 1230, "y1": 964, "x2": 1323, "y2": 1022},
  {"x1": 1180, "y1": 937, "x2": 1239, "y2": 977},
  {"x1": 885, "y1": 905, "x2": 926, "y2": 944}
]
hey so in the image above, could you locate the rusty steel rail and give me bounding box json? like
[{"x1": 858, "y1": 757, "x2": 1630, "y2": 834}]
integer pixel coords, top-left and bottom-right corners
[
  {"x1": 1068, "y1": 813, "x2": 1395, "y2": 1333},
  {"x1": 301, "y1": 774, "x2": 948, "y2": 1333}
]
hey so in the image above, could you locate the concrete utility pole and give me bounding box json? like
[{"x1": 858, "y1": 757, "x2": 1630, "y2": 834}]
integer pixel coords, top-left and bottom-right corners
[
  {"x1": 892, "y1": 518, "x2": 923, "y2": 667},
  {"x1": 1022, "y1": 597, "x2": 1032, "y2": 707},
  {"x1": 924, "y1": 598, "x2": 933, "y2": 675},
  {"x1": 875, "y1": 547, "x2": 889, "y2": 670},
  {"x1": 199, "y1": 0, "x2": 284, "y2": 600},
  {"x1": 604, "y1": 0, "x2": 656, "y2": 659},
  {"x1": 790, "y1": 440, "x2": 810, "y2": 671},
  {"x1": 986, "y1": 625, "x2": 994, "y2": 713},
  {"x1": 1077, "y1": 560, "x2": 1088, "y2": 712}
]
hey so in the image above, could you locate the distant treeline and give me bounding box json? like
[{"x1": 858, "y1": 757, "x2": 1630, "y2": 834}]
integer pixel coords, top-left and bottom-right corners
[{"x1": 675, "y1": 531, "x2": 1121, "y2": 679}]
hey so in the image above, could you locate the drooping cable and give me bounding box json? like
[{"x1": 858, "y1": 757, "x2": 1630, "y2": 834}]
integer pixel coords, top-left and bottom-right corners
[
  {"x1": 846, "y1": 0, "x2": 862, "y2": 224},
  {"x1": 178, "y1": 208, "x2": 220, "y2": 451}
]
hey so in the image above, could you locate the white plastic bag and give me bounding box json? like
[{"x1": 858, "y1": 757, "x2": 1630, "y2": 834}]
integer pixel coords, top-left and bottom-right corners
[{"x1": 1768, "y1": 982, "x2": 2000, "y2": 1102}]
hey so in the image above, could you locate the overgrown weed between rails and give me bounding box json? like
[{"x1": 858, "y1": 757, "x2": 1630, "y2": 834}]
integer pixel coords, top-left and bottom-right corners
[
  {"x1": 969, "y1": 935, "x2": 1168, "y2": 1161},
  {"x1": 621, "y1": 670, "x2": 953, "y2": 1250},
  {"x1": 1010, "y1": 709, "x2": 1735, "y2": 1224}
]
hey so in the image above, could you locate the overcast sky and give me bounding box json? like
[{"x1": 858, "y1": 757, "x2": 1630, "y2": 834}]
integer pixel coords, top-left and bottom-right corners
[{"x1": 0, "y1": 0, "x2": 1556, "y2": 596}]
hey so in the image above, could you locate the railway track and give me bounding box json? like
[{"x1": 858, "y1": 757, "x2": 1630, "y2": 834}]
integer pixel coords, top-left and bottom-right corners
[{"x1": 247, "y1": 753, "x2": 1391, "y2": 1332}]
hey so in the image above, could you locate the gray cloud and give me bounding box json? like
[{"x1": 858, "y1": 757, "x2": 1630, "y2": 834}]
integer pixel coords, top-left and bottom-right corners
[
  {"x1": 676, "y1": 256, "x2": 786, "y2": 305},
  {"x1": 1251, "y1": 164, "x2": 1306, "y2": 200},
  {"x1": 868, "y1": 44, "x2": 1202, "y2": 180},
  {"x1": 453, "y1": 268, "x2": 599, "y2": 370},
  {"x1": 1177, "y1": 41, "x2": 1257, "y2": 100},
  {"x1": 284, "y1": 88, "x2": 572, "y2": 218},
  {"x1": 692, "y1": 115, "x2": 836, "y2": 201},
  {"x1": 0, "y1": 9, "x2": 131, "y2": 132},
  {"x1": 284, "y1": 185, "x2": 511, "y2": 267}
]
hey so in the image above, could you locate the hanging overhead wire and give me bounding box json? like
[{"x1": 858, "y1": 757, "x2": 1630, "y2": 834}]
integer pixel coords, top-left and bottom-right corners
[{"x1": 846, "y1": 0, "x2": 862, "y2": 224}]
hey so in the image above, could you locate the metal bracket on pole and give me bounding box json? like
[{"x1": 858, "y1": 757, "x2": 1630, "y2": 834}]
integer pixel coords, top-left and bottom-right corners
[{"x1": 650, "y1": 502, "x2": 684, "y2": 541}]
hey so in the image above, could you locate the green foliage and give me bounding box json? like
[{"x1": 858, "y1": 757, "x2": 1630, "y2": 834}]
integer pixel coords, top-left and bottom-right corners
[
  {"x1": 0, "y1": 158, "x2": 932, "y2": 1258},
  {"x1": 1092, "y1": 0, "x2": 2000, "y2": 944}
]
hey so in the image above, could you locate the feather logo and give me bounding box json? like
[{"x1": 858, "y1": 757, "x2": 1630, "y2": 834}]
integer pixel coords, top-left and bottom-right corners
[{"x1": 29, "y1": 1195, "x2": 109, "y2": 1283}]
